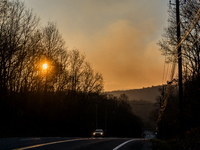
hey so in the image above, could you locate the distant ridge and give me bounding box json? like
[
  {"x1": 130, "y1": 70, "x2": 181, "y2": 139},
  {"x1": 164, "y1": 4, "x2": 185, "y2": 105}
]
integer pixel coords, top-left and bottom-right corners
[{"x1": 105, "y1": 85, "x2": 162, "y2": 103}]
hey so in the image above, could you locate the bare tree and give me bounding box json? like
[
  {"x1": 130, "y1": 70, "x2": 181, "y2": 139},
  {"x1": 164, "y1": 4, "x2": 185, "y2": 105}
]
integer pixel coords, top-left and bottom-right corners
[
  {"x1": 66, "y1": 49, "x2": 103, "y2": 93},
  {"x1": 0, "y1": 0, "x2": 40, "y2": 96},
  {"x1": 0, "y1": 0, "x2": 104, "y2": 113},
  {"x1": 158, "y1": 0, "x2": 200, "y2": 80}
]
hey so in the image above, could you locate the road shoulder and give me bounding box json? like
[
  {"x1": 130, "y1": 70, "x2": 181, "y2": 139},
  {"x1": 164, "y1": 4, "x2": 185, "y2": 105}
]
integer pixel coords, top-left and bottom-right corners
[{"x1": 141, "y1": 140, "x2": 152, "y2": 150}]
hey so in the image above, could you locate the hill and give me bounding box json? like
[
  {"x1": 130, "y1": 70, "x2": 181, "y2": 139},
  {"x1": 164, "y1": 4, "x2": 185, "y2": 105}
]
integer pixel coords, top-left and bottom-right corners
[
  {"x1": 129, "y1": 99, "x2": 157, "y2": 130},
  {"x1": 106, "y1": 85, "x2": 162, "y2": 103},
  {"x1": 105, "y1": 85, "x2": 163, "y2": 130}
]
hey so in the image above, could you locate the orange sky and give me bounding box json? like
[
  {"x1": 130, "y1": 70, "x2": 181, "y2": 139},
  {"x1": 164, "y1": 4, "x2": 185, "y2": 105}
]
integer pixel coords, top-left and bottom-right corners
[{"x1": 25, "y1": 0, "x2": 169, "y2": 91}]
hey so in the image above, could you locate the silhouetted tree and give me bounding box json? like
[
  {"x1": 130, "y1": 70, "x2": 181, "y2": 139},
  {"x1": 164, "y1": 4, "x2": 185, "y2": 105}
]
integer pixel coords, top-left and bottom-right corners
[
  {"x1": 0, "y1": 0, "x2": 40, "y2": 109},
  {"x1": 156, "y1": 0, "x2": 200, "y2": 139},
  {"x1": 158, "y1": 0, "x2": 200, "y2": 80}
]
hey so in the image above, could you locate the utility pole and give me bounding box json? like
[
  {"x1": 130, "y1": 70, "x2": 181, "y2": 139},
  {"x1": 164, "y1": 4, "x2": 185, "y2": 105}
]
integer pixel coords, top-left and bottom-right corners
[
  {"x1": 95, "y1": 96, "x2": 98, "y2": 129},
  {"x1": 105, "y1": 107, "x2": 107, "y2": 136},
  {"x1": 161, "y1": 86, "x2": 165, "y2": 138},
  {"x1": 176, "y1": 0, "x2": 184, "y2": 138}
]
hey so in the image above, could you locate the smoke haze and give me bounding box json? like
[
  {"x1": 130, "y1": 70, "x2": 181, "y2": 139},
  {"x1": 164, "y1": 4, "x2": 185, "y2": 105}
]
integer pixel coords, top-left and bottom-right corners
[{"x1": 25, "y1": 0, "x2": 168, "y2": 91}]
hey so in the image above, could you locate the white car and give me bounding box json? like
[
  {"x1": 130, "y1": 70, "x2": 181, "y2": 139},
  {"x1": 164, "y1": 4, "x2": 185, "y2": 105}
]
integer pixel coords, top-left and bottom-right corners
[{"x1": 93, "y1": 129, "x2": 104, "y2": 137}]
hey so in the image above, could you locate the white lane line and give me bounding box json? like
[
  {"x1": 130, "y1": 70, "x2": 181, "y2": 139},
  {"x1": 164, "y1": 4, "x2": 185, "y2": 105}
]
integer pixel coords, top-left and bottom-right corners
[
  {"x1": 113, "y1": 139, "x2": 135, "y2": 150},
  {"x1": 13, "y1": 138, "x2": 92, "y2": 150}
]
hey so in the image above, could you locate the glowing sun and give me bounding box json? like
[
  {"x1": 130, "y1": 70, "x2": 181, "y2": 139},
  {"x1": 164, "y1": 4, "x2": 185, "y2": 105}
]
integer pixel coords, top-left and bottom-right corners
[{"x1": 43, "y1": 63, "x2": 48, "y2": 70}]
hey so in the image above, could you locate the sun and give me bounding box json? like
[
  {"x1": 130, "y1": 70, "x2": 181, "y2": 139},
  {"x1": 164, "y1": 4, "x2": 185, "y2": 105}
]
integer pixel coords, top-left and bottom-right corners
[{"x1": 43, "y1": 63, "x2": 48, "y2": 70}]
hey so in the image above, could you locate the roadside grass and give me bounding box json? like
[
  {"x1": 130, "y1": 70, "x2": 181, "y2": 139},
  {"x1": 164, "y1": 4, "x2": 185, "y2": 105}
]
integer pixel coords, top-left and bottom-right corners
[
  {"x1": 151, "y1": 136, "x2": 200, "y2": 150},
  {"x1": 168, "y1": 138, "x2": 200, "y2": 150},
  {"x1": 151, "y1": 139, "x2": 172, "y2": 150},
  {"x1": 170, "y1": 127, "x2": 200, "y2": 150}
]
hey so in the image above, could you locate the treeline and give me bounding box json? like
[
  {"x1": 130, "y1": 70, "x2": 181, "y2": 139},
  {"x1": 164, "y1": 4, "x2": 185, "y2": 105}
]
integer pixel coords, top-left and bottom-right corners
[
  {"x1": 0, "y1": 91, "x2": 143, "y2": 137},
  {"x1": 0, "y1": 0, "x2": 142, "y2": 137},
  {"x1": 155, "y1": 0, "x2": 200, "y2": 141}
]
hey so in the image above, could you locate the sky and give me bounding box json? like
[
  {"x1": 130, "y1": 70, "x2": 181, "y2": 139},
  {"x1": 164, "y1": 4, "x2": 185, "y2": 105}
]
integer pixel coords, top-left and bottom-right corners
[{"x1": 24, "y1": 0, "x2": 169, "y2": 91}]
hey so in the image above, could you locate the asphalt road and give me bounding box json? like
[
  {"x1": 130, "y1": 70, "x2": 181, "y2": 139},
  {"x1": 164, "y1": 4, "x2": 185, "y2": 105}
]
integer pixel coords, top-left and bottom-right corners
[{"x1": 0, "y1": 137, "x2": 147, "y2": 150}]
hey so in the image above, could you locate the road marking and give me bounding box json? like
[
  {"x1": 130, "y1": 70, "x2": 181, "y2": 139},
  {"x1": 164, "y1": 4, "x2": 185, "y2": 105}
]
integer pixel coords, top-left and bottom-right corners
[
  {"x1": 113, "y1": 139, "x2": 135, "y2": 150},
  {"x1": 13, "y1": 138, "x2": 92, "y2": 150}
]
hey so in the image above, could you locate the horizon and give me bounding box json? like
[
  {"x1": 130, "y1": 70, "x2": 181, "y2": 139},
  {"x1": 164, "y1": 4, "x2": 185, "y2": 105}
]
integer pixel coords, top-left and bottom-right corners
[{"x1": 104, "y1": 84, "x2": 163, "y2": 92}]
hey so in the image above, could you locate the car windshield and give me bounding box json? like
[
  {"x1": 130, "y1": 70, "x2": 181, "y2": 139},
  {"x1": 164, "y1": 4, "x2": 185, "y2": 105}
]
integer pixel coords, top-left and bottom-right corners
[{"x1": 95, "y1": 129, "x2": 103, "y2": 132}]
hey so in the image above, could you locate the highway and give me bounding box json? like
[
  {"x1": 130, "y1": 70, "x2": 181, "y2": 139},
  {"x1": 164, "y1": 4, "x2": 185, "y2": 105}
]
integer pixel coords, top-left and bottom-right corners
[{"x1": 0, "y1": 137, "x2": 148, "y2": 150}]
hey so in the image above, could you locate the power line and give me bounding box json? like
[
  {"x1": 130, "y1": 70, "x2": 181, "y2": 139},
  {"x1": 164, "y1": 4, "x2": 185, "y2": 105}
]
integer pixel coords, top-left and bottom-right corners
[
  {"x1": 175, "y1": 7, "x2": 200, "y2": 58},
  {"x1": 162, "y1": 0, "x2": 175, "y2": 85},
  {"x1": 157, "y1": 0, "x2": 200, "y2": 128},
  {"x1": 169, "y1": 4, "x2": 200, "y2": 60},
  {"x1": 162, "y1": 56, "x2": 166, "y2": 85},
  {"x1": 179, "y1": 1, "x2": 200, "y2": 38},
  {"x1": 169, "y1": 0, "x2": 199, "y2": 50},
  {"x1": 180, "y1": 24, "x2": 200, "y2": 53},
  {"x1": 178, "y1": 33, "x2": 200, "y2": 59},
  {"x1": 177, "y1": 0, "x2": 193, "y2": 28},
  {"x1": 170, "y1": 0, "x2": 193, "y2": 29}
]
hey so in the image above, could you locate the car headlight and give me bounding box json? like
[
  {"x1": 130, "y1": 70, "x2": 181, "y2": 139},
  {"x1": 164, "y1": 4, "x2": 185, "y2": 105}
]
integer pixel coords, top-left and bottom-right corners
[
  {"x1": 93, "y1": 133, "x2": 95, "y2": 135},
  {"x1": 100, "y1": 133, "x2": 103, "y2": 135}
]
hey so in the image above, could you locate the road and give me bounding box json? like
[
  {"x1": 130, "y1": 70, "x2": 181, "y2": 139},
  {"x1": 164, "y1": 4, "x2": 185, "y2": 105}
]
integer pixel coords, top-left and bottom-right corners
[{"x1": 0, "y1": 137, "x2": 149, "y2": 150}]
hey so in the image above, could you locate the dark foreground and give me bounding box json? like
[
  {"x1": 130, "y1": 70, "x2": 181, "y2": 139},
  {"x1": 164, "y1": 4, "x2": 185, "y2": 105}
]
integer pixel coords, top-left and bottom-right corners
[{"x1": 0, "y1": 137, "x2": 148, "y2": 150}]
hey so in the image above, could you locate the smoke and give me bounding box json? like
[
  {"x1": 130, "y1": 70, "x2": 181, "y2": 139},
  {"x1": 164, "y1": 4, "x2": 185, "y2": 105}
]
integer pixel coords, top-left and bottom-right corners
[
  {"x1": 24, "y1": 0, "x2": 168, "y2": 91},
  {"x1": 68, "y1": 19, "x2": 165, "y2": 91}
]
